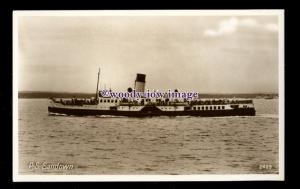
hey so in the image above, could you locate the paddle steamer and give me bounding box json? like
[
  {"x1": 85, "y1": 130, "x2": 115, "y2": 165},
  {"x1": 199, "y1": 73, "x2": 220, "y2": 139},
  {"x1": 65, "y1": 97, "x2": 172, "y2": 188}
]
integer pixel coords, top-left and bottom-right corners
[{"x1": 48, "y1": 69, "x2": 255, "y2": 117}]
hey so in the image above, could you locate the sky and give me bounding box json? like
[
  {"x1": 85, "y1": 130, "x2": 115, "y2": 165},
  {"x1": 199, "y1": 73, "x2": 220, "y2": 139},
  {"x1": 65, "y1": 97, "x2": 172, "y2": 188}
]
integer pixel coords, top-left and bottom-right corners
[{"x1": 17, "y1": 14, "x2": 280, "y2": 93}]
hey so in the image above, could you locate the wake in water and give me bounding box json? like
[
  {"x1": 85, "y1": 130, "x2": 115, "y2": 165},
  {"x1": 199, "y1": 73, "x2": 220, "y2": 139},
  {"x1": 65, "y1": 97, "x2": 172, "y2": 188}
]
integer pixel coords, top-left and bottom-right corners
[
  {"x1": 48, "y1": 113, "x2": 126, "y2": 118},
  {"x1": 256, "y1": 114, "x2": 279, "y2": 118},
  {"x1": 48, "y1": 112, "x2": 68, "y2": 116},
  {"x1": 95, "y1": 115, "x2": 126, "y2": 118}
]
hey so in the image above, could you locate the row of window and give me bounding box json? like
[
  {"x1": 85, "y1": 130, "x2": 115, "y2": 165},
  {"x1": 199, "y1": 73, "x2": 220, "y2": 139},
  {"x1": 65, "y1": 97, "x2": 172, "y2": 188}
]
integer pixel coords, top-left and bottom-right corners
[
  {"x1": 100, "y1": 99, "x2": 118, "y2": 103},
  {"x1": 161, "y1": 107, "x2": 175, "y2": 110},
  {"x1": 193, "y1": 106, "x2": 225, "y2": 110},
  {"x1": 119, "y1": 106, "x2": 140, "y2": 110}
]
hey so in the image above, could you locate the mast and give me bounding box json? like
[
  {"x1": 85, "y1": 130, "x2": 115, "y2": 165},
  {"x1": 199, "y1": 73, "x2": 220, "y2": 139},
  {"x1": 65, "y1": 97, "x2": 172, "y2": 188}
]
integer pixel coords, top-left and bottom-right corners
[{"x1": 95, "y1": 68, "x2": 100, "y2": 99}]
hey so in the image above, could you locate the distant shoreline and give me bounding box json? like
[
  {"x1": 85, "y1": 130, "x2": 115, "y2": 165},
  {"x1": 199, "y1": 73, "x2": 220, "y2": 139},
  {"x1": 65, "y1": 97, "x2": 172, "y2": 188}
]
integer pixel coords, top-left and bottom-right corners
[{"x1": 18, "y1": 91, "x2": 279, "y2": 99}]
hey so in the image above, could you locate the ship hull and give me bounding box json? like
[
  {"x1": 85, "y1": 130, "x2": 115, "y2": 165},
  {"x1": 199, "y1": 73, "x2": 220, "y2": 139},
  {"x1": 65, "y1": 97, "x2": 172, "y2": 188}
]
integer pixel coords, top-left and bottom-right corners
[{"x1": 48, "y1": 106, "x2": 255, "y2": 117}]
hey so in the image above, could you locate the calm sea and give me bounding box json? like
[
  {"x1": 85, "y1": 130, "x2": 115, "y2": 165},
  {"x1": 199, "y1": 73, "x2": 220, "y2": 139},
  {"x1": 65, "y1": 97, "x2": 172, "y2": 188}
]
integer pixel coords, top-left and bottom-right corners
[{"x1": 18, "y1": 99, "x2": 279, "y2": 175}]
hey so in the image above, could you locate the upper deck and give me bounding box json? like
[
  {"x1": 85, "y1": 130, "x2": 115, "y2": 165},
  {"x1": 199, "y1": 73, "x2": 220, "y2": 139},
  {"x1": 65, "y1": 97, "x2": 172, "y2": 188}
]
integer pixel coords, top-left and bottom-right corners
[{"x1": 51, "y1": 96, "x2": 254, "y2": 107}]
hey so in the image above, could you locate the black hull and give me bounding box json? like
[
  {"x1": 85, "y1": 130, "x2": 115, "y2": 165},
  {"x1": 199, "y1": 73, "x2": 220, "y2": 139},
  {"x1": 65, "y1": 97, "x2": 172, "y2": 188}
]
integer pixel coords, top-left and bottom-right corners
[{"x1": 48, "y1": 106, "x2": 255, "y2": 117}]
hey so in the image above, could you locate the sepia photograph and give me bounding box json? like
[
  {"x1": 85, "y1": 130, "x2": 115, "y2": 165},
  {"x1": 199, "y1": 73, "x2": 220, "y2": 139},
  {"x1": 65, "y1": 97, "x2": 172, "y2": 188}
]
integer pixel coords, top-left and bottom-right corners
[{"x1": 13, "y1": 10, "x2": 284, "y2": 181}]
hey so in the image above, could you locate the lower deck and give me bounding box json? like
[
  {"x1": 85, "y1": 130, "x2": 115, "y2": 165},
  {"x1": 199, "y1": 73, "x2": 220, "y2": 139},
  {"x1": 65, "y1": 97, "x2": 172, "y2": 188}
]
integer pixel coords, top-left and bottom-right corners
[{"x1": 48, "y1": 105, "x2": 255, "y2": 117}]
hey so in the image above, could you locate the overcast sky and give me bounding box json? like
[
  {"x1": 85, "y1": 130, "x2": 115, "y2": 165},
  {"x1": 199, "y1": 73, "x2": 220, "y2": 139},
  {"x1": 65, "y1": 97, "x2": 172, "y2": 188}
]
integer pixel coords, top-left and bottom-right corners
[{"x1": 17, "y1": 15, "x2": 279, "y2": 93}]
